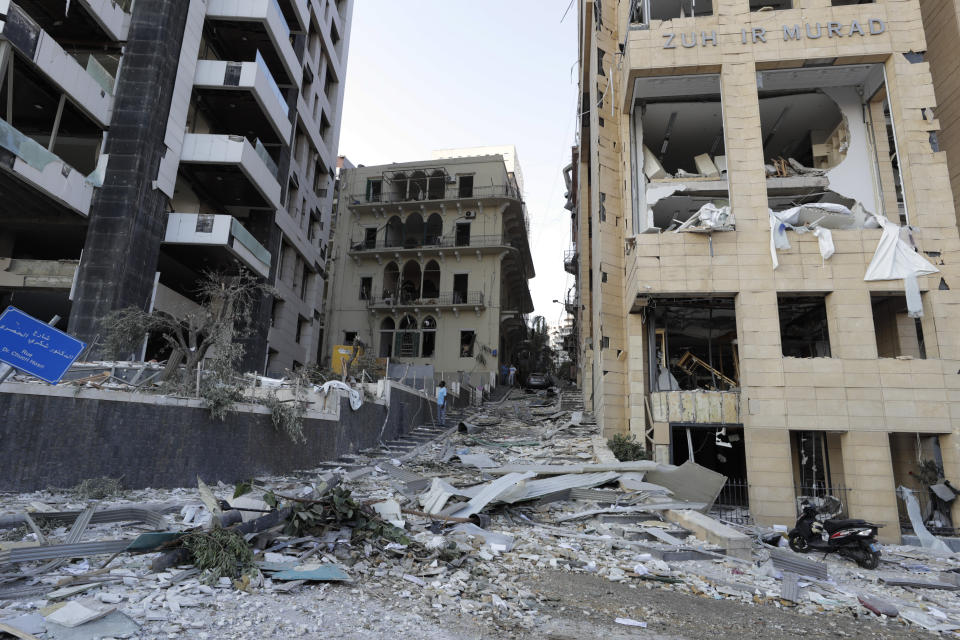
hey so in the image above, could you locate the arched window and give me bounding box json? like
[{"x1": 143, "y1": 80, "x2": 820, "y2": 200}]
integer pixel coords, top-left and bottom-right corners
[
  {"x1": 379, "y1": 317, "x2": 395, "y2": 358},
  {"x1": 422, "y1": 260, "x2": 440, "y2": 299},
  {"x1": 382, "y1": 262, "x2": 399, "y2": 304},
  {"x1": 385, "y1": 216, "x2": 403, "y2": 247},
  {"x1": 421, "y1": 316, "x2": 437, "y2": 357},
  {"x1": 395, "y1": 314, "x2": 419, "y2": 358},
  {"x1": 400, "y1": 260, "x2": 422, "y2": 303},
  {"x1": 404, "y1": 212, "x2": 424, "y2": 248},
  {"x1": 425, "y1": 213, "x2": 443, "y2": 246}
]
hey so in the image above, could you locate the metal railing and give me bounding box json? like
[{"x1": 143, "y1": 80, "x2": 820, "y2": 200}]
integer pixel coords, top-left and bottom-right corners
[
  {"x1": 350, "y1": 184, "x2": 521, "y2": 205},
  {"x1": 563, "y1": 249, "x2": 578, "y2": 274},
  {"x1": 349, "y1": 234, "x2": 520, "y2": 252},
  {"x1": 709, "y1": 479, "x2": 752, "y2": 526},
  {"x1": 367, "y1": 291, "x2": 484, "y2": 308}
]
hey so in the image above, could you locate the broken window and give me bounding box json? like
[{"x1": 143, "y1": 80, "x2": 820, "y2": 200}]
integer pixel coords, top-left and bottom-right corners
[
  {"x1": 629, "y1": 0, "x2": 714, "y2": 24},
  {"x1": 395, "y1": 315, "x2": 419, "y2": 358},
  {"x1": 455, "y1": 223, "x2": 471, "y2": 247},
  {"x1": 344, "y1": 331, "x2": 357, "y2": 344},
  {"x1": 757, "y1": 64, "x2": 890, "y2": 230},
  {"x1": 379, "y1": 317, "x2": 394, "y2": 357},
  {"x1": 750, "y1": 0, "x2": 791, "y2": 10},
  {"x1": 460, "y1": 330, "x2": 475, "y2": 358},
  {"x1": 631, "y1": 74, "x2": 729, "y2": 232},
  {"x1": 672, "y1": 426, "x2": 747, "y2": 482},
  {"x1": 363, "y1": 227, "x2": 377, "y2": 249},
  {"x1": 777, "y1": 295, "x2": 831, "y2": 358},
  {"x1": 646, "y1": 297, "x2": 739, "y2": 391},
  {"x1": 889, "y1": 433, "x2": 952, "y2": 534},
  {"x1": 790, "y1": 431, "x2": 846, "y2": 515},
  {"x1": 453, "y1": 274, "x2": 468, "y2": 304},
  {"x1": 871, "y1": 293, "x2": 925, "y2": 359}
]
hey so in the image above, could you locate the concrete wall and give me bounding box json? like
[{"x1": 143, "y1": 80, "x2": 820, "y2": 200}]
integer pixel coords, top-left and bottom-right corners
[{"x1": 0, "y1": 381, "x2": 433, "y2": 491}]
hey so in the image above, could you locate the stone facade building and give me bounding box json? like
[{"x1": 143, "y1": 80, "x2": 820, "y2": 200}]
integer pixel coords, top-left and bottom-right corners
[
  {"x1": 571, "y1": 0, "x2": 960, "y2": 540},
  {"x1": 0, "y1": 0, "x2": 352, "y2": 374},
  {"x1": 324, "y1": 150, "x2": 534, "y2": 390}
]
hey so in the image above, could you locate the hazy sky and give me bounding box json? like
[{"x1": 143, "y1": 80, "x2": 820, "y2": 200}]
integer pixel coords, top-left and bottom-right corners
[{"x1": 337, "y1": 0, "x2": 579, "y2": 327}]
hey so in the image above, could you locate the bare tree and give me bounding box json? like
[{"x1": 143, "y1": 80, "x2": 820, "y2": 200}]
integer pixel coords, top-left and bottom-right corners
[{"x1": 102, "y1": 270, "x2": 272, "y2": 389}]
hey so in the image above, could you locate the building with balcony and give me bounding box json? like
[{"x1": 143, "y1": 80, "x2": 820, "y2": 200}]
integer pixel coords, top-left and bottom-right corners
[
  {"x1": 572, "y1": 0, "x2": 960, "y2": 541},
  {"x1": 323, "y1": 150, "x2": 535, "y2": 388},
  {"x1": 0, "y1": 0, "x2": 353, "y2": 375}
]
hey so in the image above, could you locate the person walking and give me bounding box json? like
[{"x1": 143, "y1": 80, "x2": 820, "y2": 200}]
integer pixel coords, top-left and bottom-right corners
[
  {"x1": 508, "y1": 364, "x2": 517, "y2": 387},
  {"x1": 436, "y1": 381, "x2": 447, "y2": 427}
]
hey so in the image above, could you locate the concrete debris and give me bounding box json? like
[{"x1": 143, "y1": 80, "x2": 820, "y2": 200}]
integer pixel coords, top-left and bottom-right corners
[
  {"x1": 453, "y1": 453, "x2": 498, "y2": 469},
  {"x1": 0, "y1": 390, "x2": 958, "y2": 638}
]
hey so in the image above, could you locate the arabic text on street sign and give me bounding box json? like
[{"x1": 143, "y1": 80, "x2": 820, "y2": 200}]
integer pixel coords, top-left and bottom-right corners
[{"x1": 0, "y1": 306, "x2": 86, "y2": 384}]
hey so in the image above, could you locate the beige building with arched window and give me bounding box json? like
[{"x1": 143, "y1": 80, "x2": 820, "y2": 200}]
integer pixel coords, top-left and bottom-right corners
[{"x1": 323, "y1": 151, "x2": 534, "y2": 389}]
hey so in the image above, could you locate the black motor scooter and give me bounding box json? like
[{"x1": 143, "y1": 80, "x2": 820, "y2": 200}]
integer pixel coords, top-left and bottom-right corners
[{"x1": 788, "y1": 499, "x2": 882, "y2": 569}]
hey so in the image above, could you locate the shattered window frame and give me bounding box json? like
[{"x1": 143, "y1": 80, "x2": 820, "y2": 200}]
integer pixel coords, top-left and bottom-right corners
[{"x1": 777, "y1": 294, "x2": 832, "y2": 358}]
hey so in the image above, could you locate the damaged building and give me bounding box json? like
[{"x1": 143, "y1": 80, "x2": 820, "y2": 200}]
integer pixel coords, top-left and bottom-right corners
[
  {"x1": 0, "y1": 0, "x2": 353, "y2": 374},
  {"x1": 571, "y1": 0, "x2": 960, "y2": 542},
  {"x1": 322, "y1": 149, "x2": 535, "y2": 389}
]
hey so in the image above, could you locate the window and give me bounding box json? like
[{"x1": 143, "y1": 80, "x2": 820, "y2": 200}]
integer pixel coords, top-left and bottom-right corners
[
  {"x1": 458, "y1": 175, "x2": 473, "y2": 198},
  {"x1": 750, "y1": 0, "x2": 790, "y2": 10},
  {"x1": 778, "y1": 295, "x2": 831, "y2": 358},
  {"x1": 364, "y1": 227, "x2": 377, "y2": 249},
  {"x1": 460, "y1": 330, "x2": 475, "y2": 358},
  {"x1": 421, "y1": 316, "x2": 436, "y2": 357},
  {"x1": 453, "y1": 273, "x2": 468, "y2": 303},
  {"x1": 270, "y1": 299, "x2": 282, "y2": 328},
  {"x1": 455, "y1": 222, "x2": 471, "y2": 247},
  {"x1": 871, "y1": 294, "x2": 925, "y2": 359},
  {"x1": 195, "y1": 214, "x2": 215, "y2": 233},
  {"x1": 296, "y1": 316, "x2": 308, "y2": 343},
  {"x1": 344, "y1": 331, "x2": 357, "y2": 344},
  {"x1": 300, "y1": 270, "x2": 311, "y2": 300},
  {"x1": 630, "y1": 0, "x2": 714, "y2": 24},
  {"x1": 395, "y1": 315, "x2": 419, "y2": 357},
  {"x1": 366, "y1": 179, "x2": 382, "y2": 202},
  {"x1": 359, "y1": 277, "x2": 372, "y2": 300},
  {"x1": 379, "y1": 317, "x2": 394, "y2": 358}
]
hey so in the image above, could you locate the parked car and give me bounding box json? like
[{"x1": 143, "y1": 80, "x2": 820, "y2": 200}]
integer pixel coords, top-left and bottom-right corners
[{"x1": 525, "y1": 372, "x2": 549, "y2": 389}]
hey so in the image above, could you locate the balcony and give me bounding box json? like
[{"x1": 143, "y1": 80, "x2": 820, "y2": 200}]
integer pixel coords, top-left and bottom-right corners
[
  {"x1": 15, "y1": 0, "x2": 131, "y2": 42},
  {"x1": 194, "y1": 53, "x2": 291, "y2": 144},
  {"x1": 178, "y1": 133, "x2": 282, "y2": 210},
  {"x1": 367, "y1": 291, "x2": 485, "y2": 311},
  {"x1": 0, "y1": 257, "x2": 78, "y2": 289},
  {"x1": 0, "y1": 2, "x2": 113, "y2": 127},
  {"x1": 348, "y1": 184, "x2": 521, "y2": 207},
  {"x1": 205, "y1": 0, "x2": 302, "y2": 88},
  {"x1": 0, "y1": 119, "x2": 95, "y2": 216},
  {"x1": 274, "y1": 0, "x2": 308, "y2": 33},
  {"x1": 163, "y1": 213, "x2": 272, "y2": 277},
  {"x1": 563, "y1": 249, "x2": 578, "y2": 275},
  {"x1": 348, "y1": 234, "x2": 522, "y2": 256}
]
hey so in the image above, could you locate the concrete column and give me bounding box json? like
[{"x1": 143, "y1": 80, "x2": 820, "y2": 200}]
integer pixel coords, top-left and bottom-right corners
[
  {"x1": 825, "y1": 289, "x2": 878, "y2": 360},
  {"x1": 744, "y1": 428, "x2": 796, "y2": 526},
  {"x1": 68, "y1": 0, "x2": 191, "y2": 349},
  {"x1": 840, "y1": 430, "x2": 900, "y2": 543}
]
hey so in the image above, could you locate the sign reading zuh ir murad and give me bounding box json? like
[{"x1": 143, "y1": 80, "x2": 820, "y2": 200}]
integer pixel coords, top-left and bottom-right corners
[
  {"x1": 0, "y1": 307, "x2": 85, "y2": 384},
  {"x1": 663, "y1": 18, "x2": 885, "y2": 48}
]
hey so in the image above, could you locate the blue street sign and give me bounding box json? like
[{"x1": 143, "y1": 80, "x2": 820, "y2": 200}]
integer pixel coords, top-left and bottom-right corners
[{"x1": 0, "y1": 307, "x2": 86, "y2": 384}]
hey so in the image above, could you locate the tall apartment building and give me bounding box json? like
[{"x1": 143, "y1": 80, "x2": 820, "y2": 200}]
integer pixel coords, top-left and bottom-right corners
[
  {"x1": 0, "y1": 0, "x2": 352, "y2": 375},
  {"x1": 572, "y1": 0, "x2": 960, "y2": 540},
  {"x1": 324, "y1": 150, "x2": 534, "y2": 388}
]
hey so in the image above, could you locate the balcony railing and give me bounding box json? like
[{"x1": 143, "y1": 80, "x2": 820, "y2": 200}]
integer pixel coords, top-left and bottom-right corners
[
  {"x1": 563, "y1": 249, "x2": 578, "y2": 274},
  {"x1": 367, "y1": 291, "x2": 485, "y2": 308},
  {"x1": 349, "y1": 184, "x2": 520, "y2": 206},
  {"x1": 349, "y1": 234, "x2": 520, "y2": 253}
]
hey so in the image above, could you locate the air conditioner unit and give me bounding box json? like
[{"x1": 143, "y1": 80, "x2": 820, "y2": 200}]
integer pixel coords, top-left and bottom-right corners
[
  {"x1": 445, "y1": 175, "x2": 456, "y2": 184},
  {"x1": 464, "y1": 211, "x2": 476, "y2": 219}
]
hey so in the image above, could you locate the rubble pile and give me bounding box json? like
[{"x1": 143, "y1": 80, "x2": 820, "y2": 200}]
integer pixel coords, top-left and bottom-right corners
[{"x1": 1, "y1": 390, "x2": 959, "y2": 638}]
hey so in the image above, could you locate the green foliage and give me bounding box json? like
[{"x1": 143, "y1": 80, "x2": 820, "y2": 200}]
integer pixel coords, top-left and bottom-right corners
[
  {"x1": 272, "y1": 487, "x2": 410, "y2": 546},
  {"x1": 261, "y1": 391, "x2": 306, "y2": 444},
  {"x1": 608, "y1": 433, "x2": 651, "y2": 462},
  {"x1": 181, "y1": 528, "x2": 255, "y2": 584}
]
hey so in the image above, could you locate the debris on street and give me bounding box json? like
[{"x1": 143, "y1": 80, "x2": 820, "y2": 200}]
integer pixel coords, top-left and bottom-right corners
[{"x1": 1, "y1": 389, "x2": 958, "y2": 638}]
